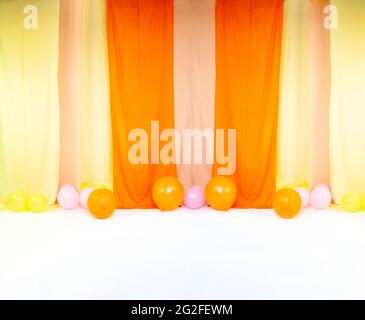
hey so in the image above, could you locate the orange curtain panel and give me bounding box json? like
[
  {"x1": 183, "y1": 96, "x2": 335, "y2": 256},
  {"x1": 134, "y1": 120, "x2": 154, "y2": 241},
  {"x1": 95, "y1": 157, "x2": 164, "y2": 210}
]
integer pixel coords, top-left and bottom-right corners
[
  {"x1": 214, "y1": 0, "x2": 284, "y2": 208},
  {"x1": 107, "y1": 0, "x2": 176, "y2": 208}
]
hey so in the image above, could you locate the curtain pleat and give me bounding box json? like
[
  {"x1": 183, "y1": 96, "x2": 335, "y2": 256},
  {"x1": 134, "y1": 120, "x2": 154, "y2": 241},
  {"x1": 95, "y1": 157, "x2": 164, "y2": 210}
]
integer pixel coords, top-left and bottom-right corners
[
  {"x1": 214, "y1": 0, "x2": 284, "y2": 208},
  {"x1": 173, "y1": 0, "x2": 216, "y2": 190},
  {"x1": 107, "y1": 0, "x2": 176, "y2": 208},
  {"x1": 330, "y1": 0, "x2": 365, "y2": 204},
  {"x1": 0, "y1": 0, "x2": 60, "y2": 204}
]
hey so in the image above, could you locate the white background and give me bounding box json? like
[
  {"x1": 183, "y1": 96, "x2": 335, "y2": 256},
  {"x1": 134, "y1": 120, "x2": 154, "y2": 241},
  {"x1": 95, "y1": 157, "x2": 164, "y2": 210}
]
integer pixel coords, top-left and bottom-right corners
[{"x1": 0, "y1": 207, "x2": 364, "y2": 300}]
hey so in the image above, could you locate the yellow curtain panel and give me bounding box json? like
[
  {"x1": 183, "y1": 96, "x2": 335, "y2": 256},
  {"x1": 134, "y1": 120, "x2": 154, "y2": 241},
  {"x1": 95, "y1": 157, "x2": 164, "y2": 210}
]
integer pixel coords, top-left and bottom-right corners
[
  {"x1": 0, "y1": 0, "x2": 60, "y2": 204},
  {"x1": 80, "y1": 0, "x2": 112, "y2": 190},
  {"x1": 277, "y1": 0, "x2": 330, "y2": 190},
  {"x1": 330, "y1": 0, "x2": 365, "y2": 204},
  {"x1": 59, "y1": 0, "x2": 112, "y2": 190},
  {"x1": 173, "y1": 0, "x2": 216, "y2": 191},
  {"x1": 277, "y1": 0, "x2": 310, "y2": 190},
  {"x1": 107, "y1": 0, "x2": 176, "y2": 208},
  {"x1": 308, "y1": 0, "x2": 330, "y2": 188},
  {"x1": 214, "y1": 0, "x2": 284, "y2": 208}
]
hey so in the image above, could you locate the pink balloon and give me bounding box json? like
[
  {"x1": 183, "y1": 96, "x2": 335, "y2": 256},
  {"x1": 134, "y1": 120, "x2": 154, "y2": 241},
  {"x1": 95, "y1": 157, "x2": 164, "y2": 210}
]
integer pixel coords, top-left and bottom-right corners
[
  {"x1": 295, "y1": 187, "x2": 310, "y2": 208},
  {"x1": 57, "y1": 187, "x2": 79, "y2": 210},
  {"x1": 184, "y1": 186, "x2": 205, "y2": 209},
  {"x1": 310, "y1": 187, "x2": 332, "y2": 209},
  {"x1": 80, "y1": 188, "x2": 94, "y2": 209}
]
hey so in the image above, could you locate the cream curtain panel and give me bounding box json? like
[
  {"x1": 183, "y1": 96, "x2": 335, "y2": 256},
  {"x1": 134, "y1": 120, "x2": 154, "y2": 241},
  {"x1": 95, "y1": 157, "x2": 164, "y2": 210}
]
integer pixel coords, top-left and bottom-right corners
[
  {"x1": 277, "y1": 0, "x2": 330, "y2": 190},
  {"x1": 330, "y1": 0, "x2": 365, "y2": 204},
  {"x1": 277, "y1": 0, "x2": 310, "y2": 190},
  {"x1": 173, "y1": 0, "x2": 216, "y2": 190},
  {"x1": 0, "y1": 0, "x2": 60, "y2": 203},
  {"x1": 59, "y1": 0, "x2": 112, "y2": 190}
]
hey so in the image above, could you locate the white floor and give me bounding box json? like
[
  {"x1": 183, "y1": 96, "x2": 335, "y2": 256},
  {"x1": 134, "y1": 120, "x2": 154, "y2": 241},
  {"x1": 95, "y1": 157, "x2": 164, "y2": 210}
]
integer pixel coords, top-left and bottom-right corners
[{"x1": 0, "y1": 206, "x2": 364, "y2": 300}]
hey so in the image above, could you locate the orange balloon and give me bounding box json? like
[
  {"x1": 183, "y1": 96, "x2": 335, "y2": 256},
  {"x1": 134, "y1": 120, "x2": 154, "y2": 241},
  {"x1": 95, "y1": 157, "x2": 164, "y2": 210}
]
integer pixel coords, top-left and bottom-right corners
[
  {"x1": 152, "y1": 177, "x2": 184, "y2": 211},
  {"x1": 273, "y1": 188, "x2": 301, "y2": 219},
  {"x1": 205, "y1": 176, "x2": 237, "y2": 211},
  {"x1": 87, "y1": 189, "x2": 116, "y2": 219}
]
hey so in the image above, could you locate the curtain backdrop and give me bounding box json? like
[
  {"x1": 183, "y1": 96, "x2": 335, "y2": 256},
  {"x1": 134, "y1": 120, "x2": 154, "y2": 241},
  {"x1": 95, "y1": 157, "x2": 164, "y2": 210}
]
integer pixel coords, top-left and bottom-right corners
[
  {"x1": 0, "y1": 0, "x2": 60, "y2": 204},
  {"x1": 214, "y1": 0, "x2": 284, "y2": 208},
  {"x1": 173, "y1": 0, "x2": 216, "y2": 190},
  {"x1": 330, "y1": 0, "x2": 365, "y2": 204},
  {"x1": 59, "y1": 0, "x2": 112, "y2": 191},
  {"x1": 107, "y1": 0, "x2": 176, "y2": 208}
]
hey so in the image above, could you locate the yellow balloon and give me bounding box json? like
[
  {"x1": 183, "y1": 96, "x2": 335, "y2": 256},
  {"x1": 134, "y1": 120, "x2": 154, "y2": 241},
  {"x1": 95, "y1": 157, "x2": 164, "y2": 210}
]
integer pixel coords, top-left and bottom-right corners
[
  {"x1": 298, "y1": 182, "x2": 309, "y2": 189},
  {"x1": 343, "y1": 193, "x2": 361, "y2": 212},
  {"x1": 7, "y1": 192, "x2": 28, "y2": 212},
  {"x1": 28, "y1": 194, "x2": 48, "y2": 213},
  {"x1": 282, "y1": 182, "x2": 308, "y2": 189},
  {"x1": 361, "y1": 194, "x2": 365, "y2": 210}
]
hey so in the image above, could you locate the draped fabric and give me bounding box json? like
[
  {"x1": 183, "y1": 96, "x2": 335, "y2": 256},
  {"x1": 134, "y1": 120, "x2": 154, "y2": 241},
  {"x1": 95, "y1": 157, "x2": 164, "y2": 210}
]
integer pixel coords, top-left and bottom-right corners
[
  {"x1": 107, "y1": 0, "x2": 176, "y2": 208},
  {"x1": 276, "y1": 0, "x2": 330, "y2": 191},
  {"x1": 277, "y1": 0, "x2": 309, "y2": 190},
  {"x1": 59, "y1": 0, "x2": 82, "y2": 188},
  {"x1": 0, "y1": 0, "x2": 60, "y2": 203},
  {"x1": 308, "y1": 0, "x2": 330, "y2": 188},
  {"x1": 80, "y1": 0, "x2": 112, "y2": 190},
  {"x1": 330, "y1": 0, "x2": 365, "y2": 204},
  {"x1": 1, "y1": 0, "x2": 364, "y2": 210},
  {"x1": 173, "y1": 0, "x2": 216, "y2": 191},
  {"x1": 59, "y1": 0, "x2": 112, "y2": 191},
  {"x1": 214, "y1": 0, "x2": 284, "y2": 208}
]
